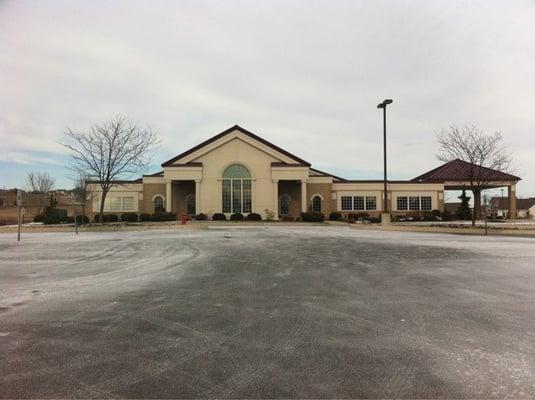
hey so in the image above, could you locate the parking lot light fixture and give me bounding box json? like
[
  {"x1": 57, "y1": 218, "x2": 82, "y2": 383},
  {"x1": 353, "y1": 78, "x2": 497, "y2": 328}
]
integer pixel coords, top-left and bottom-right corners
[{"x1": 377, "y1": 99, "x2": 393, "y2": 219}]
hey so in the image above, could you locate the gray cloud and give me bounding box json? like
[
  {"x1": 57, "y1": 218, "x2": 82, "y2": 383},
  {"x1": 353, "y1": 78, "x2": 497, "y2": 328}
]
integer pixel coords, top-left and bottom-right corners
[{"x1": 1, "y1": 0, "x2": 534, "y2": 195}]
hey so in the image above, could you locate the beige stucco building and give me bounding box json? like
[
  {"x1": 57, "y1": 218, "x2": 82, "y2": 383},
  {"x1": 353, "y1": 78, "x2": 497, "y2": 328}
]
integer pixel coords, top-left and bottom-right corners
[{"x1": 86, "y1": 125, "x2": 520, "y2": 220}]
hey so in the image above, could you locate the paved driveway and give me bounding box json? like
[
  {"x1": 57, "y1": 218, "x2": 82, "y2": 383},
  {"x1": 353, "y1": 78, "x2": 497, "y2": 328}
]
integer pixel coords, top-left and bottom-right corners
[{"x1": 1, "y1": 227, "x2": 535, "y2": 398}]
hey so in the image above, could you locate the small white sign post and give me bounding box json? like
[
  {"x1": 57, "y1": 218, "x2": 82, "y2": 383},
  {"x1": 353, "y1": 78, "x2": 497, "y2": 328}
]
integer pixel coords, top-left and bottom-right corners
[
  {"x1": 483, "y1": 193, "x2": 490, "y2": 236},
  {"x1": 16, "y1": 189, "x2": 22, "y2": 242}
]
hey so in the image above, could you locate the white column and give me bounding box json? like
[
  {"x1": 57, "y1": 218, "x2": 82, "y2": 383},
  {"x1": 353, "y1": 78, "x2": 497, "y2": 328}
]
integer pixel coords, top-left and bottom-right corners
[
  {"x1": 301, "y1": 180, "x2": 307, "y2": 212},
  {"x1": 165, "y1": 180, "x2": 172, "y2": 212},
  {"x1": 509, "y1": 183, "x2": 517, "y2": 219},
  {"x1": 273, "y1": 180, "x2": 279, "y2": 220},
  {"x1": 195, "y1": 179, "x2": 201, "y2": 215}
]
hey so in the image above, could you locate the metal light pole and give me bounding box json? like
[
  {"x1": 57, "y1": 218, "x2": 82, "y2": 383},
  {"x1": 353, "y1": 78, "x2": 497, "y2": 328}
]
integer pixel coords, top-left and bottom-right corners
[{"x1": 377, "y1": 99, "x2": 393, "y2": 218}]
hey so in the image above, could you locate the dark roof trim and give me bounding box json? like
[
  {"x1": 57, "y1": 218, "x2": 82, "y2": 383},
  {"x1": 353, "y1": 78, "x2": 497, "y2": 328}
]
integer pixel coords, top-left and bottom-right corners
[
  {"x1": 164, "y1": 162, "x2": 203, "y2": 168},
  {"x1": 161, "y1": 125, "x2": 311, "y2": 167},
  {"x1": 86, "y1": 178, "x2": 143, "y2": 184},
  {"x1": 271, "y1": 162, "x2": 308, "y2": 167},
  {"x1": 309, "y1": 167, "x2": 347, "y2": 182},
  {"x1": 142, "y1": 171, "x2": 164, "y2": 177}
]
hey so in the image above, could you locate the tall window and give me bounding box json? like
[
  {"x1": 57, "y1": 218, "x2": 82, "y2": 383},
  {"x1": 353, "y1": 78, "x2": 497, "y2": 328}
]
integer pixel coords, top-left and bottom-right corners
[
  {"x1": 398, "y1": 196, "x2": 432, "y2": 211},
  {"x1": 222, "y1": 164, "x2": 252, "y2": 214},
  {"x1": 421, "y1": 196, "x2": 432, "y2": 211},
  {"x1": 311, "y1": 195, "x2": 322, "y2": 212},
  {"x1": 341, "y1": 195, "x2": 377, "y2": 211},
  {"x1": 122, "y1": 197, "x2": 134, "y2": 211},
  {"x1": 102, "y1": 196, "x2": 136, "y2": 212},
  {"x1": 354, "y1": 196, "x2": 365, "y2": 210},
  {"x1": 341, "y1": 196, "x2": 353, "y2": 211},
  {"x1": 365, "y1": 196, "x2": 377, "y2": 211},
  {"x1": 185, "y1": 194, "x2": 196, "y2": 215},
  {"x1": 279, "y1": 194, "x2": 290, "y2": 215},
  {"x1": 154, "y1": 195, "x2": 165, "y2": 212},
  {"x1": 409, "y1": 196, "x2": 420, "y2": 211},
  {"x1": 397, "y1": 196, "x2": 408, "y2": 211},
  {"x1": 110, "y1": 197, "x2": 122, "y2": 212}
]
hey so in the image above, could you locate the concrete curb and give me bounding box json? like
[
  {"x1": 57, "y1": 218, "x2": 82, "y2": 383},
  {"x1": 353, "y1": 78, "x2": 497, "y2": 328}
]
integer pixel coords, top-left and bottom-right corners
[{"x1": 349, "y1": 223, "x2": 535, "y2": 237}]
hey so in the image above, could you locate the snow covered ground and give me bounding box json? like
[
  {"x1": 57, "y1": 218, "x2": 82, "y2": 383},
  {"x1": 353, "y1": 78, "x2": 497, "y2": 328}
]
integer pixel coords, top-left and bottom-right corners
[
  {"x1": 1, "y1": 227, "x2": 535, "y2": 398},
  {"x1": 397, "y1": 219, "x2": 535, "y2": 228}
]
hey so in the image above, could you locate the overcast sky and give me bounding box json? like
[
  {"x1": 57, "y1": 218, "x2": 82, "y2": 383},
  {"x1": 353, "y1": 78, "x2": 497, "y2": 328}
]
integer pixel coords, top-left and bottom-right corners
[{"x1": 1, "y1": 0, "x2": 534, "y2": 199}]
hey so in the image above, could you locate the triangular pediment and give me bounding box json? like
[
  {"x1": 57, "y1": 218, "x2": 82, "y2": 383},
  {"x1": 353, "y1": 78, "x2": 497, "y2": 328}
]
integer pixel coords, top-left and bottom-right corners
[{"x1": 161, "y1": 125, "x2": 310, "y2": 167}]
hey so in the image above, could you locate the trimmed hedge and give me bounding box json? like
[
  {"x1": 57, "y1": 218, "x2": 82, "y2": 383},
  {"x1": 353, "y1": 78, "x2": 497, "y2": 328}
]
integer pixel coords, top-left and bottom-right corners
[
  {"x1": 140, "y1": 213, "x2": 152, "y2": 222},
  {"x1": 329, "y1": 211, "x2": 342, "y2": 221},
  {"x1": 301, "y1": 211, "x2": 324, "y2": 222},
  {"x1": 246, "y1": 212, "x2": 262, "y2": 221},
  {"x1": 43, "y1": 211, "x2": 63, "y2": 224},
  {"x1": 194, "y1": 213, "x2": 207, "y2": 221},
  {"x1": 355, "y1": 213, "x2": 369, "y2": 220},
  {"x1": 136, "y1": 213, "x2": 177, "y2": 222},
  {"x1": 34, "y1": 212, "x2": 72, "y2": 225},
  {"x1": 212, "y1": 213, "x2": 226, "y2": 221},
  {"x1": 94, "y1": 213, "x2": 119, "y2": 223},
  {"x1": 121, "y1": 212, "x2": 139, "y2": 222},
  {"x1": 150, "y1": 212, "x2": 176, "y2": 221},
  {"x1": 230, "y1": 213, "x2": 244, "y2": 221}
]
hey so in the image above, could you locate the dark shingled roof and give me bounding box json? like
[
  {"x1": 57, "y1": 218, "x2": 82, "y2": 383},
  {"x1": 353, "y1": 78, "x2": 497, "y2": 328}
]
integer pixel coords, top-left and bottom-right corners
[
  {"x1": 412, "y1": 159, "x2": 521, "y2": 183},
  {"x1": 162, "y1": 125, "x2": 311, "y2": 167}
]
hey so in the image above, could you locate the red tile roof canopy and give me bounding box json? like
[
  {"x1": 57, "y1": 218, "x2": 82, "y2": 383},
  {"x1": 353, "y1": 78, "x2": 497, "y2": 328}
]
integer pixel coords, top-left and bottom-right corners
[
  {"x1": 412, "y1": 159, "x2": 520, "y2": 183},
  {"x1": 162, "y1": 125, "x2": 311, "y2": 167}
]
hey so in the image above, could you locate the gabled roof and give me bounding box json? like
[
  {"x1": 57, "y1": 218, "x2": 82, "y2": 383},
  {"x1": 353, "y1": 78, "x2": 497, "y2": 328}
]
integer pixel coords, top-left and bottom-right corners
[
  {"x1": 412, "y1": 159, "x2": 521, "y2": 183},
  {"x1": 162, "y1": 124, "x2": 311, "y2": 167}
]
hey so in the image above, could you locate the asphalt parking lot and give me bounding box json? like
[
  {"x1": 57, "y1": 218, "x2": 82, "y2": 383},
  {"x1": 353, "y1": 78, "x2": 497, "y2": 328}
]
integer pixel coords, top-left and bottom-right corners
[{"x1": 1, "y1": 227, "x2": 535, "y2": 398}]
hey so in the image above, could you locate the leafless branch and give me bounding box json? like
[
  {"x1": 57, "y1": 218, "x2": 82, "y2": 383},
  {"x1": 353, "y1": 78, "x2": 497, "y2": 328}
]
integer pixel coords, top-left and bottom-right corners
[
  {"x1": 436, "y1": 124, "x2": 513, "y2": 225},
  {"x1": 61, "y1": 115, "x2": 159, "y2": 221},
  {"x1": 25, "y1": 171, "x2": 55, "y2": 214}
]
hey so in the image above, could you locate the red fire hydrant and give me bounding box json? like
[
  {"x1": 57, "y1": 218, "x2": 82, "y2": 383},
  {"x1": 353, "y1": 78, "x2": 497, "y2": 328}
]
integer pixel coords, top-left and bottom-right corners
[{"x1": 180, "y1": 213, "x2": 189, "y2": 225}]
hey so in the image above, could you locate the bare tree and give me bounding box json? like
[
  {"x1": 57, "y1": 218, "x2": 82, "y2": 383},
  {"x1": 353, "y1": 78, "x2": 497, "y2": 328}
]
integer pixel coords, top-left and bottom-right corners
[
  {"x1": 72, "y1": 174, "x2": 95, "y2": 223},
  {"x1": 436, "y1": 125, "x2": 513, "y2": 226},
  {"x1": 62, "y1": 115, "x2": 159, "y2": 222},
  {"x1": 25, "y1": 171, "x2": 55, "y2": 214}
]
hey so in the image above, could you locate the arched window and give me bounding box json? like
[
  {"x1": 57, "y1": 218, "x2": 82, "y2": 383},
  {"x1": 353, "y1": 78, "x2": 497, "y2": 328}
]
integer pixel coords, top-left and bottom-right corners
[
  {"x1": 154, "y1": 195, "x2": 165, "y2": 212},
  {"x1": 185, "y1": 194, "x2": 196, "y2": 215},
  {"x1": 311, "y1": 195, "x2": 322, "y2": 213},
  {"x1": 279, "y1": 194, "x2": 290, "y2": 215},
  {"x1": 222, "y1": 164, "x2": 251, "y2": 214}
]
